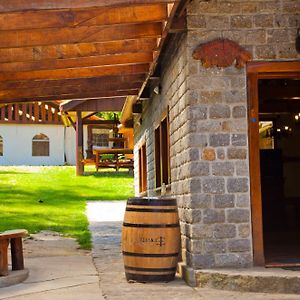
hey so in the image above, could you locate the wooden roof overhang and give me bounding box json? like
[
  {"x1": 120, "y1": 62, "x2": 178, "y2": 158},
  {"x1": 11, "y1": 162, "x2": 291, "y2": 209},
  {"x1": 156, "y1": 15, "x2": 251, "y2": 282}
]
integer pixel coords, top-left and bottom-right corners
[{"x1": 0, "y1": 0, "x2": 187, "y2": 115}]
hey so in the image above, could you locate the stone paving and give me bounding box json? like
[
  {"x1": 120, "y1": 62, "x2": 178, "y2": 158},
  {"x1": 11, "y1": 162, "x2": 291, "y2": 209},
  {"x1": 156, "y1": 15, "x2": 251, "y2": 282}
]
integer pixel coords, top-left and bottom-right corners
[{"x1": 87, "y1": 201, "x2": 300, "y2": 300}]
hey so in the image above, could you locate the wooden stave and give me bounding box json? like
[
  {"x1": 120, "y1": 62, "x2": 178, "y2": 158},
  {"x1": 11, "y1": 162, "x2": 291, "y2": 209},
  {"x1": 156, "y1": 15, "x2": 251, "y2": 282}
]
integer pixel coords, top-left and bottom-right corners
[{"x1": 122, "y1": 197, "x2": 180, "y2": 282}]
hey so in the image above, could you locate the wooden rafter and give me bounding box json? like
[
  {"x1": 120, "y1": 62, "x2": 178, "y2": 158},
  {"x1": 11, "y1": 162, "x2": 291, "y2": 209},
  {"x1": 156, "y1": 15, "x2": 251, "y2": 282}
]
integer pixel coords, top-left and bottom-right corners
[{"x1": 0, "y1": 0, "x2": 184, "y2": 109}]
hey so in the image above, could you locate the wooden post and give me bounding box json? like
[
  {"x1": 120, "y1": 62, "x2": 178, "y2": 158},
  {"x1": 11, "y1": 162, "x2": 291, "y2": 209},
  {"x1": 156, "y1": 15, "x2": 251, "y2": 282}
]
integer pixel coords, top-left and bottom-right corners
[
  {"x1": 76, "y1": 111, "x2": 84, "y2": 176},
  {"x1": 0, "y1": 239, "x2": 9, "y2": 276},
  {"x1": 11, "y1": 238, "x2": 24, "y2": 271}
]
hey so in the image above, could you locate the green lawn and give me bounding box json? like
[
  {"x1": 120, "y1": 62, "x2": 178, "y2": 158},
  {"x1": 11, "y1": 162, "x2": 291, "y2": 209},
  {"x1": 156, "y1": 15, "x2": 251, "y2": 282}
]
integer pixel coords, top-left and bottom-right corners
[{"x1": 0, "y1": 166, "x2": 134, "y2": 249}]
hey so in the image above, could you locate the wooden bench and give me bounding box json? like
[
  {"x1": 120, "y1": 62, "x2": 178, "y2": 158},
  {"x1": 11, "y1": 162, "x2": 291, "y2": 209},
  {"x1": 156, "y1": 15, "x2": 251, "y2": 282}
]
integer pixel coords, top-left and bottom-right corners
[{"x1": 0, "y1": 229, "x2": 27, "y2": 276}]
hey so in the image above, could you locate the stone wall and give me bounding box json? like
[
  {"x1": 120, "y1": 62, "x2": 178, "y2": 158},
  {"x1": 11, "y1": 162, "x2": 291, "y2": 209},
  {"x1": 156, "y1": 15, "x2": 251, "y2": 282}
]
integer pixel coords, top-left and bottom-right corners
[
  {"x1": 133, "y1": 0, "x2": 300, "y2": 283},
  {"x1": 134, "y1": 32, "x2": 189, "y2": 197},
  {"x1": 181, "y1": 0, "x2": 300, "y2": 273}
]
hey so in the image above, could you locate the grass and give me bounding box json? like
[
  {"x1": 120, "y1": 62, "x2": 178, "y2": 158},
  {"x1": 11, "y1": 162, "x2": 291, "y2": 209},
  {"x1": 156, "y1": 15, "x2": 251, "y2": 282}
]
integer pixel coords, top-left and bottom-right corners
[{"x1": 0, "y1": 166, "x2": 134, "y2": 249}]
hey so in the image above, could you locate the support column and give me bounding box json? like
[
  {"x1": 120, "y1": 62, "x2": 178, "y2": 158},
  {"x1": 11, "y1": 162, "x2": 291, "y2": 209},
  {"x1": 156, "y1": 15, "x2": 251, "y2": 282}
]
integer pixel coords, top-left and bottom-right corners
[{"x1": 76, "y1": 111, "x2": 84, "y2": 176}]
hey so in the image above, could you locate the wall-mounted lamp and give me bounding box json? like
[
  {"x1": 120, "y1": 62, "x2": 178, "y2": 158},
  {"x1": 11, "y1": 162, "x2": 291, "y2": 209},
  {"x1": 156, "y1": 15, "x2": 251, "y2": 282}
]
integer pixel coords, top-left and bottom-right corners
[{"x1": 296, "y1": 28, "x2": 300, "y2": 54}]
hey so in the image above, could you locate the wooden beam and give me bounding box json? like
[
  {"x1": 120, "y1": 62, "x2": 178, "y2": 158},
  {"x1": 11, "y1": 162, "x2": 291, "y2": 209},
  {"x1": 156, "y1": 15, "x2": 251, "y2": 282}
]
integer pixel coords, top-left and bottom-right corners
[
  {"x1": 0, "y1": 74, "x2": 146, "y2": 90},
  {"x1": 0, "y1": 90, "x2": 139, "y2": 105},
  {"x1": 63, "y1": 98, "x2": 126, "y2": 112},
  {"x1": 0, "y1": 80, "x2": 142, "y2": 100},
  {"x1": 0, "y1": 0, "x2": 177, "y2": 13},
  {"x1": 76, "y1": 111, "x2": 84, "y2": 176},
  {"x1": 83, "y1": 119, "x2": 119, "y2": 125},
  {"x1": 0, "y1": 39, "x2": 157, "y2": 64},
  {"x1": 0, "y1": 23, "x2": 162, "y2": 49},
  {"x1": 0, "y1": 52, "x2": 153, "y2": 73},
  {"x1": 0, "y1": 63, "x2": 149, "y2": 81},
  {"x1": 0, "y1": 4, "x2": 167, "y2": 31}
]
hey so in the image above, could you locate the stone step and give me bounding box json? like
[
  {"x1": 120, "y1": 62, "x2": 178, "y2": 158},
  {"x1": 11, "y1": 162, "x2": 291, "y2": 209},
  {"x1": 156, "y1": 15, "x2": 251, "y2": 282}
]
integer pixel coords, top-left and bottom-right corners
[{"x1": 194, "y1": 267, "x2": 300, "y2": 295}]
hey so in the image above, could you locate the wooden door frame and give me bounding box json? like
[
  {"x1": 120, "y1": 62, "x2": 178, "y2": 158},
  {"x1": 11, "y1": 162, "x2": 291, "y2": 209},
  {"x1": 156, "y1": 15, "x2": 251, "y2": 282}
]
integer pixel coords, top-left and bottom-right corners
[{"x1": 247, "y1": 61, "x2": 300, "y2": 266}]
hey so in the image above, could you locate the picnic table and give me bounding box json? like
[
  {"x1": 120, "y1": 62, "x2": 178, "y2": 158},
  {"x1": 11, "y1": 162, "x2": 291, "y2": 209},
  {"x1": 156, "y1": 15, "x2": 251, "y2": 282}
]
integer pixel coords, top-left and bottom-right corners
[{"x1": 93, "y1": 148, "x2": 134, "y2": 172}]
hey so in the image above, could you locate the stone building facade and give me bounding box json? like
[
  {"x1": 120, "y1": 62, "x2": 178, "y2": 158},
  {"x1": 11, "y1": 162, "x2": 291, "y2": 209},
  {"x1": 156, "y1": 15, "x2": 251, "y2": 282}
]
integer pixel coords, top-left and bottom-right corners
[{"x1": 133, "y1": 0, "x2": 300, "y2": 285}]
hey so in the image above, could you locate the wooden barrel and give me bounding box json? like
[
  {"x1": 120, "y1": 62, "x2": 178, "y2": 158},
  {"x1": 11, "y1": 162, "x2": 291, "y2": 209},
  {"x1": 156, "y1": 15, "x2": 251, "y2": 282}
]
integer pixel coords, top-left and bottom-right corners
[{"x1": 122, "y1": 197, "x2": 180, "y2": 283}]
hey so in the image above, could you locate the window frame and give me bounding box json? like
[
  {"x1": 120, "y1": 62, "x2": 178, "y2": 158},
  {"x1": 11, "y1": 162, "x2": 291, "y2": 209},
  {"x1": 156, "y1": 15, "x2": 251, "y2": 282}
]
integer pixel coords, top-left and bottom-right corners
[
  {"x1": 0, "y1": 135, "x2": 3, "y2": 156},
  {"x1": 154, "y1": 112, "x2": 171, "y2": 188},
  {"x1": 138, "y1": 143, "x2": 147, "y2": 193},
  {"x1": 32, "y1": 133, "x2": 50, "y2": 157}
]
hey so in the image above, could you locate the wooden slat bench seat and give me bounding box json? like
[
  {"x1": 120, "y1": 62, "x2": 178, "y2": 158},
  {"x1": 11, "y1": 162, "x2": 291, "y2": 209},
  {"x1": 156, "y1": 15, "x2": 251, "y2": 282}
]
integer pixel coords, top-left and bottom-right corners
[{"x1": 0, "y1": 229, "x2": 27, "y2": 276}]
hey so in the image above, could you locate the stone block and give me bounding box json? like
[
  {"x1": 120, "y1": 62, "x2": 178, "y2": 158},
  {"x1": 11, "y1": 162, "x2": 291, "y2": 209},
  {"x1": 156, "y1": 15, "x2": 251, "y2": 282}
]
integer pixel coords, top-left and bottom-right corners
[
  {"x1": 214, "y1": 224, "x2": 236, "y2": 239},
  {"x1": 203, "y1": 209, "x2": 225, "y2": 224},
  {"x1": 245, "y1": 30, "x2": 266, "y2": 44},
  {"x1": 204, "y1": 240, "x2": 226, "y2": 254},
  {"x1": 209, "y1": 104, "x2": 231, "y2": 119},
  {"x1": 188, "y1": 15, "x2": 206, "y2": 28},
  {"x1": 215, "y1": 253, "x2": 243, "y2": 267},
  {"x1": 212, "y1": 162, "x2": 234, "y2": 176},
  {"x1": 187, "y1": 252, "x2": 215, "y2": 269},
  {"x1": 190, "y1": 177, "x2": 201, "y2": 193},
  {"x1": 254, "y1": 14, "x2": 274, "y2": 28},
  {"x1": 231, "y1": 134, "x2": 247, "y2": 146},
  {"x1": 199, "y1": 91, "x2": 223, "y2": 104},
  {"x1": 188, "y1": 134, "x2": 208, "y2": 147},
  {"x1": 189, "y1": 161, "x2": 210, "y2": 176},
  {"x1": 228, "y1": 239, "x2": 251, "y2": 252},
  {"x1": 188, "y1": 148, "x2": 200, "y2": 161},
  {"x1": 227, "y1": 148, "x2": 247, "y2": 159},
  {"x1": 267, "y1": 29, "x2": 290, "y2": 43},
  {"x1": 227, "y1": 177, "x2": 249, "y2": 193},
  {"x1": 255, "y1": 45, "x2": 276, "y2": 59},
  {"x1": 238, "y1": 224, "x2": 251, "y2": 238},
  {"x1": 236, "y1": 194, "x2": 250, "y2": 208},
  {"x1": 203, "y1": 177, "x2": 225, "y2": 194},
  {"x1": 214, "y1": 194, "x2": 235, "y2": 208},
  {"x1": 189, "y1": 224, "x2": 213, "y2": 239},
  {"x1": 227, "y1": 209, "x2": 250, "y2": 223},
  {"x1": 189, "y1": 194, "x2": 212, "y2": 209},
  {"x1": 190, "y1": 105, "x2": 208, "y2": 120},
  {"x1": 231, "y1": 15, "x2": 253, "y2": 28},
  {"x1": 217, "y1": 148, "x2": 225, "y2": 160},
  {"x1": 207, "y1": 16, "x2": 230, "y2": 29},
  {"x1": 209, "y1": 134, "x2": 230, "y2": 147},
  {"x1": 186, "y1": 239, "x2": 203, "y2": 254},
  {"x1": 202, "y1": 148, "x2": 216, "y2": 161},
  {"x1": 277, "y1": 43, "x2": 298, "y2": 59},
  {"x1": 235, "y1": 161, "x2": 249, "y2": 176},
  {"x1": 232, "y1": 106, "x2": 246, "y2": 118}
]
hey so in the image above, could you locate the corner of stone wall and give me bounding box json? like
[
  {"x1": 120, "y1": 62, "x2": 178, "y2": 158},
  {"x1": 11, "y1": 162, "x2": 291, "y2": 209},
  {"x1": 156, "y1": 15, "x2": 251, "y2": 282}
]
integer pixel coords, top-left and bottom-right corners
[{"x1": 178, "y1": 262, "x2": 197, "y2": 287}]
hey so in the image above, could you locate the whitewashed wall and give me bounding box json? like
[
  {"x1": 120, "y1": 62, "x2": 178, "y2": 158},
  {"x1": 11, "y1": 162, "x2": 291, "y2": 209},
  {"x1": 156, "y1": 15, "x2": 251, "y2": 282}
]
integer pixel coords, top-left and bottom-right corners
[{"x1": 0, "y1": 124, "x2": 88, "y2": 166}]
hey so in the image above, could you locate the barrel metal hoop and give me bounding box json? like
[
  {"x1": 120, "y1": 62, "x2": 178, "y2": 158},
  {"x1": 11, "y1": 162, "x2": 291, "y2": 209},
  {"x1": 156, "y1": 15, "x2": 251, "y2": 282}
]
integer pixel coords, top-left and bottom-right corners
[
  {"x1": 123, "y1": 222, "x2": 179, "y2": 228},
  {"x1": 127, "y1": 198, "x2": 177, "y2": 206},
  {"x1": 125, "y1": 266, "x2": 177, "y2": 272},
  {"x1": 126, "y1": 208, "x2": 177, "y2": 213},
  {"x1": 122, "y1": 251, "x2": 179, "y2": 257}
]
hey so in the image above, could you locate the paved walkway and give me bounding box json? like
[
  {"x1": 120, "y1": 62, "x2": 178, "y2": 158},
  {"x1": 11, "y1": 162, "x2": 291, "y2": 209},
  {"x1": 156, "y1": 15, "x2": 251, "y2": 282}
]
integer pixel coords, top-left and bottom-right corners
[
  {"x1": 1, "y1": 201, "x2": 300, "y2": 299},
  {"x1": 87, "y1": 201, "x2": 300, "y2": 300}
]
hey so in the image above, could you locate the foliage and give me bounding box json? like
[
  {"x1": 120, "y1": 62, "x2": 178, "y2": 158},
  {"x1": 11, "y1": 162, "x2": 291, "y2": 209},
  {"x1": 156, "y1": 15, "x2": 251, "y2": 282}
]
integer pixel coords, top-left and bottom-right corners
[
  {"x1": 0, "y1": 166, "x2": 134, "y2": 249},
  {"x1": 97, "y1": 112, "x2": 121, "y2": 120}
]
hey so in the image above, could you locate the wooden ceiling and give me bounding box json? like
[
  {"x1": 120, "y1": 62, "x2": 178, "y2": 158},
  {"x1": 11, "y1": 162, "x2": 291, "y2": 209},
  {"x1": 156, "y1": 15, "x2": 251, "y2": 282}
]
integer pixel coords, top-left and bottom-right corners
[{"x1": 0, "y1": 0, "x2": 184, "y2": 111}]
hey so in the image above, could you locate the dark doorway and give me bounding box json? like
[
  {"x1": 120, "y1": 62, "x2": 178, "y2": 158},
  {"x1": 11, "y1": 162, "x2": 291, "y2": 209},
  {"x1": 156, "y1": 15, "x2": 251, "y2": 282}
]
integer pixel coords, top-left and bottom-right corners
[{"x1": 258, "y1": 78, "x2": 300, "y2": 267}]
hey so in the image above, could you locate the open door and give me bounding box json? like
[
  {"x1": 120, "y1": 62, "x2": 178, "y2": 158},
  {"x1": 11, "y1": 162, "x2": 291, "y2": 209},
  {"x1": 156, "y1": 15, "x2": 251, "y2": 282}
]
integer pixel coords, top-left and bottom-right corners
[{"x1": 248, "y1": 62, "x2": 300, "y2": 267}]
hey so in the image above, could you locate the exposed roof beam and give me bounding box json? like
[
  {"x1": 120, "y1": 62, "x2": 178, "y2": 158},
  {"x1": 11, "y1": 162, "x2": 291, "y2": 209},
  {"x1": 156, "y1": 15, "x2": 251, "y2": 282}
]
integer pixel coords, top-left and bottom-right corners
[
  {"x1": 0, "y1": 5, "x2": 167, "y2": 31},
  {"x1": 62, "y1": 98, "x2": 126, "y2": 112},
  {"x1": 0, "y1": 81, "x2": 142, "y2": 100},
  {"x1": 0, "y1": 90, "x2": 139, "y2": 104},
  {"x1": 0, "y1": 63, "x2": 149, "y2": 81},
  {"x1": 0, "y1": 0, "x2": 178, "y2": 13},
  {"x1": 0, "y1": 52, "x2": 153, "y2": 73},
  {"x1": 0, "y1": 38, "x2": 157, "y2": 64},
  {"x1": 0, "y1": 22, "x2": 162, "y2": 49},
  {"x1": 0, "y1": 74, "x2": 146, "y2": 90}
]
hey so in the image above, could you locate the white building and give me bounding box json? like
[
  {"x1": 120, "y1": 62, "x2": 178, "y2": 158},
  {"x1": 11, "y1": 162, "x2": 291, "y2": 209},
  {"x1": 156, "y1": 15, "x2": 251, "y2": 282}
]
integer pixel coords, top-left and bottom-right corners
[{"x1": 0, "y1": 103, "x2": 111, "y2": 166}]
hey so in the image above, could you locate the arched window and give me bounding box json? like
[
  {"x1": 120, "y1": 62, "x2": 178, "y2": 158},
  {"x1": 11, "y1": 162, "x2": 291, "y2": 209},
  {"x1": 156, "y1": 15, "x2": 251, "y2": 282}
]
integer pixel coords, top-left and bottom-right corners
[
  {"x1": 32, "y1": 134, "x2": 49, "y2": 156},
  {"x1": 0, "y1": 135, "x2": 3, "y2": 156}
]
